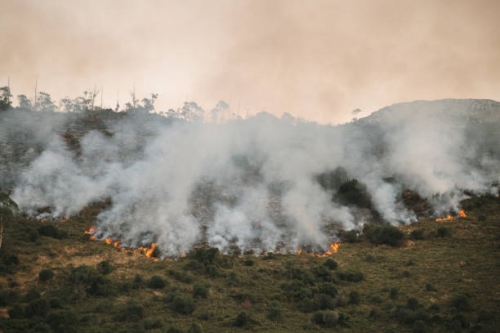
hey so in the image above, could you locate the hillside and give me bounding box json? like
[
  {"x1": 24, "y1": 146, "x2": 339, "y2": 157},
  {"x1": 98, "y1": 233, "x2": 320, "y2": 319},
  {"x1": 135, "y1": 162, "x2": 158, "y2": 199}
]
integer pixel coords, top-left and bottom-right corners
[{"x1": 0, "y1": 98, "x2": 499, "y2": 332}]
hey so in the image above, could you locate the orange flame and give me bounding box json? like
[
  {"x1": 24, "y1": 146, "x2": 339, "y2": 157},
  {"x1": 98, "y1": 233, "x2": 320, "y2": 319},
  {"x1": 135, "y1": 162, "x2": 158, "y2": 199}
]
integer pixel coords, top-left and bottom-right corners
[
  {"x1": 435, "y1": 209, "x2": 467, "y2": 222},
  {"x1": 296, "y1": 242, "x2": 340, "y2": 258},
  {"x1": 297, "y1": 248, "x2": 303, "y2": 255}
]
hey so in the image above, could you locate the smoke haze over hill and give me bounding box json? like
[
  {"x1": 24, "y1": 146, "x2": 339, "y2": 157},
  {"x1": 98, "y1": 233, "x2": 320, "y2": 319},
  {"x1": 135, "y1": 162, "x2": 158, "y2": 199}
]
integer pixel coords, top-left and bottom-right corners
[{"x1": 2, "y1": 99, "x2": 499, "y2": 257}]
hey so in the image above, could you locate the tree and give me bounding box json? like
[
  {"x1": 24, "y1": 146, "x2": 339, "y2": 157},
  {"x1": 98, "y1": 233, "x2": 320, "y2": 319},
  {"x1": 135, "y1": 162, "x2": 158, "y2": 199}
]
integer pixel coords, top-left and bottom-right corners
[
  {"x1": 36, "y1": 92, "x2": 57, "y2": 112},
  {"x1": 0, "y1": 86, "x2": 12, "y2": 110},
  {"x1": 17, "y1": 94, "x2": 32, "y2": 110}
]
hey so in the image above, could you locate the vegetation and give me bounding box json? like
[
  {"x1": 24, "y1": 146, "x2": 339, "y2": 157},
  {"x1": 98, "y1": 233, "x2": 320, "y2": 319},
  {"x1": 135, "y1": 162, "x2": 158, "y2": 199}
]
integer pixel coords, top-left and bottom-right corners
[{"x1": 0, "y1": 194, "x2": 498, "y2": 332}]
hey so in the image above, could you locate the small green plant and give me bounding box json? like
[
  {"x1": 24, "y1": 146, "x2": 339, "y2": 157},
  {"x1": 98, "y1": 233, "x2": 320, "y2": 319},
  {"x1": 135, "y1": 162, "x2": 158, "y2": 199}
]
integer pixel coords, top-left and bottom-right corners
[
  {"x1": 268, "y1": 301, "x2": 283, "y2": 321},
  {"x1": 389, "y1": 287, "x2": 399, "y2": 299},
  {"x1": 170, "y1": 295, "x2": 195, "y2": 314},
  {"x1": 341, "y1": 230, "x2": 360, "y2": 243},
  {"x1": 364, "y1": 224, "x2": 405, "y2": 247},
  {"x1": 323, "y1": 258, "x2": 338, "y2": 270},
  {"x1": 337, "y1": 270, "x2": 364, "y2": 282},
  {"x1": 437, "y1": 226, "x2": 452, "y2": 238},
  {"x1": 409, "y1": 229, "x2": 425, "y2": 240},
  {"x1": 147, "y1": 275, "x2": 167, "y2": 289},
  {"x1": 25, "y1": 298, "x2": 50, "y2": 318},
  {"x1": 234, "y1": 311, "x2": 250, "y2": 327},
  {"x1": 450, "y1": 294, "x2": 472, "y2": 311},
  {"x1": 39, "y1": 269, "x2": 55, "y2": 282},
  {"x1": 38, "y1": 224, "x2": 67, "y2": 239},
  {"x1": 193, "y1": 283, "x2": 209, "y2": 299},
  {"x1": 97, "y1": 260, "x2": 113, "y2": 275},
  {"x1": 349, "y1": 291, "x2": 361, "y2": 304}
]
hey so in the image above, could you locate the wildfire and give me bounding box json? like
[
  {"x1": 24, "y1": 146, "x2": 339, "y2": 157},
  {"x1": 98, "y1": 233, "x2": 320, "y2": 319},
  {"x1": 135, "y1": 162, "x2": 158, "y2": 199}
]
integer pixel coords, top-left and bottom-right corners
[
  {"x1": 84, "y1": 226, "x2": 158, "y2": 260},
  {"x1": 435, "y1": 209, "x2": 467, "y2": 222},
  {"x1": 296, "y1": 242, "x2": 341, "y2": 257}
]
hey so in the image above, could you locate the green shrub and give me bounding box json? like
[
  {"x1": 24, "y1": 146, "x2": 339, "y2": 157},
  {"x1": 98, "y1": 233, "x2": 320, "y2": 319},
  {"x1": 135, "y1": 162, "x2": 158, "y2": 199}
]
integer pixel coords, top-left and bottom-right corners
[
  {"x1": 168, "y1": 270, "x2": 194, "y2": 284},
  {"x1": 268, "y1": 301, "x2": 282, "y2": 321},
  {"x1": 337, "y1": 270, "x2": 364, "y2": 282},
  {"x1": 38, "y1": 225, "x2": 67, "y2": 239},
  {"x1": 409, "y1": 229, "x2": 425, "y2": 240},
  {"x1": 119, "y1": 303, "x2": 144, "y2": 322},
  {"x1": 364, "y1": 224, "x2": 405, "y2": 246},
  {"x1": 407, "y1": 297, "x2": 420, "y2": 311},
  {"x1": 234, "y1": 311, "x2": 250, "y2": 327},
  {"x1": 323, "y1": 258, "x2": 338, "y2": 270},
  {"x1": 0, "y1": 289, "x2": 19, "y2": 306},
  {"x1": 349, "y1": 291, "x2": 361, "y2": 304},
  {"x1": 425, "y1": 283, "x2": 437, "y2": 292},
  {"x1": 167, "y1": 326, "x2": 183, "y2": 333},
  {"x1": 193, "y1": 283, "x2": 209, "y2": 299},
  {"x1": 25, "y1": 298, "x2": 50, "y2": 318},
  {"x1": 437, "y1": 226, "x2": 452, "y2": 238},
  {"x1": 46, "y1": 310, "x2": 79, "y2": 333},
  {"x1": 88, "y1": 276, "x2": 117, "y2": 296},
  {"x1": 389, "y1": 287, "x2": 398, "y2": 299},
  {"x1": 341, "y1": 230, "x2": 360, "y2": 243},
  {"x1": 336, "y1": 179, "x2": 372, "y2": 208},
  {"x1": 311, "y1": 310, "x2": 347, "y2": 328},
  {"x1": 412, "y1": 320, "x2": 427, "y2": 333},
  {"x1": 170, "y1": 295, "x2": 195, "y2": 314},
  {"x1": 147, "y1": 275, "x2": 167, "y2": 289},
  {"x1": 317, "y1": 294, "x2": 335, "y2": 310},
  {"x1": 243, "y1": 258, "x2": 254, "y2": 266},
  {"x1": 184, "y1": 260, "x2": 203, "y2": 272},
  {"x1": 132, "y1": 274, "x2": 144, "y2": 289},
  {"x1": 70, "y1": 265, "x2": 99, "y2": 285},
  {"x1": 97, "y1": 260, "x2": 113, "y2": 275},
  {"x1": 39, "y1": 269, "x2": 55, "y2": 282},
  {"x1": 143, "y1": 318, "x2": 164, "y2": 330},
  {"x1": 452, "y1": 313, "x2": 470, "y2": 329},
  {"x1": 8, "y1": 304, "x2": 24, "y2": 319},
  {"x1": 192, "y1": 247, "x2": 219, "y2": 265},
  {"x1": 187, "y1": 323, "x2": 203, "y2": 333},
  {"x1": 318, "y1": 283, "x2": 338, "y2": 298},
  {"x1": 450, "y1": 294, "x2": 472, "y2": 311},
  {"x1": 24, "y1": 288, "x2": 41, "y2": 302},
  {"x1": 49, "y1": 298, "x2": 62, "y2": 309}
]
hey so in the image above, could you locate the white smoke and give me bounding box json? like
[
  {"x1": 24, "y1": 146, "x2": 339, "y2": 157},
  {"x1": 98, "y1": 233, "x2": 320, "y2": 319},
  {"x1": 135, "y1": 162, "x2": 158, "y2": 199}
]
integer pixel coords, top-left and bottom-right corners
[{"x1": 6, "y1": 99, "x2": 500, "y2": 257}]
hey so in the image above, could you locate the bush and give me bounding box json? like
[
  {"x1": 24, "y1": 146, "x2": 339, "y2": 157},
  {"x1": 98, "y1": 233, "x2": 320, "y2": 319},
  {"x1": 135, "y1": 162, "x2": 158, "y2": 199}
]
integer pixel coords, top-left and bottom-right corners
[
  {"x1": 167, "y1": 327, "x2": 183, "y2": 333},
  {"x1": 8, "y1": 304, "x2": 24, "y2": 319},
  {"x1": 70, "y1": 265, "x2": 99, "y2": 285},
  {"x1": 317, "y1": 294, "x2": 335, "y2": 310},
  {"x1": 407, "y1": 297, "x2": 420, "y2": 311},
  {"x1": 311, "y1": 310, "x2": 347, "y2": 328},
  {"x1": 170, "y1": 295, "x2": 195, "y2": 314},
  {"x1": 143, "y1": 318, "x2": 164, "y2": 330},
  {"x1": 389, "y1": 287, "x2": 398, "y2": 299},
  {"x1": 337, "y1": 270, "x2": 364, "y2": 282},
  {"x1": 413, "y1": 320, "x2": 427, "y2": 333},
  {"x1": 437, "y1": 226, "x2": 452, "y2": 238},
  {"x1": 147, "y1": 275, "x2": 167, "y2": 289},
  {"x1": 25, "y1": 298, "x2": 50, "y2": 318},
  {"x1": 132, "y1": 274, "x2": 144, "y2": 289},
  {"x1": 268, "y1": 301, "x2": 282, "y2": 321},
  {"x1": 39, "y1": 269, "x2": 55, "y2": 282},
  {"x1": 192, "y1": 247, "x2": 219, "y2": 265},
  {"x1": 409, "y1": 229, "x2": 425, "y2": 240},
  {"x1": 24, "y1": 288, "x2": 41, "y2": 302},
  {"x1": 425, "y1": 283, "x2": 437, "y2": 292},
  {"x1": 168, "y1": 270, "x2": 194, "y2": 284},
  {"x1": 243, "y1": 258, "x2": 254, "y2": 266},
  {"x1": 234, "y1": 311, "x2": 250, "y2": 327},
  {"x1": 97, "y1": 260, "x2": 113, "y2": 275},
  {"x1": 187, "y1": 323, "x2": 203, "y2": 333},
  {"x1": 0, "y1": 290, "x2": 19, "y2": 306},
  {"x1": 193, "y1": 283, "x2": 209, "y2": 299},
  {"x1": 46, "y1": 310, "x2": 79, "y2": 333},
  {"x1": 38, "y1": 225, "x2": 67, "y2": 239},
  {"x1": 323, "y1": 258, "x2": 338, "y2": 270},
  {"x1": 88, "y1": 276, "x2": 117, "y2": 296},
  {"x1": 450, "y1": 294, "x2": 472, "y2": 311},
  {"x1": 349, "y1": 291, "x2": 361, "y2": 304},
  {"x1": 318, "y1": 283, "x2": 338, "y2": 298},
  {"x1": 364, "y1": 224, "x2": 405, "y2": 246},
  {"x1": 341, "y1": 230, "x2": 360, "y2": 243},
  {"x1": 118, "y1": 303, "x2": 144, "y2": 322}
]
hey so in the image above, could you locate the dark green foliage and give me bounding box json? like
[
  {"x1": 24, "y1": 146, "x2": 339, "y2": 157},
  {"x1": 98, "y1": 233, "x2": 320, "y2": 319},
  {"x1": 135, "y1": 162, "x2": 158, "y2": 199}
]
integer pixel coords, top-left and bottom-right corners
[
  {"x1": 412, "y1": 320, "x2": 427, "y2": 333},
  {"x1": 409, "y1": 229, "x2": 425, "y2": 240},
  {"x1": 38, "y1": 225, "x2": 68, "y2": 239},
  {"x1": 88, "y1": 276, "x2": 117, "y2": 296},
  {"x1": 167, "y1": 327, "x2": 184, "y2": 333},
  {"x1": 69, "y1": 265, "x2": 99, "y2": 285},
  {"x1": 336, "y1": 179, "x2": 372, "y2": 208},
  {"x1": 147, "y1": 275, "x2": 167, "y2": 289},
  {"x1": 0, "y1": 290, "x2": 19, "y2": 306},
  {"x1": 452, "y1": 313, "x2": 470, "y2": 329},
  {"x1": 187, "y1": 323, "x2": 203, "y2": 333},
  {"x1": 170, "y1": 295, "x2": 196, "y2": 314},
  {"x1": 341, "y1": 230, "x2": 360, "y2": 243},
  {"x1": 369, "y1": 295, "x2": 384, "y2": 304},
  {"x1": 337, "y1": 270, "x2": 364, "y2": 282},
  {"x1": 317, "y1": 294, "x2": 335, "y2": 310},
  {"x1": 437, "y1": 226, "x2": 452, "y2": 238},
  {"x1": 390, "y1": 287, "x2": 399, "y2": 299},
  {"x1": 46, "y1": 310, "x2": 79, "y2": 333},
  {"x1": 243, "y1": 258, "x2": 254, "y2": 266},
  {"x1": 132, "y1": 274, "x2": 144, "y2": 289},
  {"x1": 116, "y1": 303, "x2": 144, "y2": 322},
  {"x1": 143, "y1": 318, "x2": 164, "y2": 330},
  {"x1": 184, "y1": 260, "x2": 203, "y2": 272},
  {"x1": 268, "y1": 301, "x2": 282, "y2": 321},
  {"x1": 8, "y1": 304, "x2": 24, "y2": 319},
  {"x1": 24, "y1": 288, "x2": 41, "y2": 302},
  {"x1": 39, "y1": 269, "x2": 55, "y2": 282},
  {"x1": 311, "y1": 310, "x2": 348, "y2": 328},
  {"x1": 168, "y1": 269, "x2": 195, "y2": 284},
  {"x1": 425, "y1": 283, "x2": 437, "y2": 292},
  {"x1": 318, "y1": 283, "x2": 338, "y2": 298},
  {"x1": 407, "y1": 297, "x2": 420, "y2": 311},
  {"x1": 323, "y1": 258, "x2": 338, "y2": 270},
  {"x1": 49, "y1": 298, "x2": 62, "y2": 309},
  {"x1": 450, "y1": 294, "x2": 472, "y2": 311},
  {"x1": 364, "y1": 224, "x2": 405, "y2": 247},
  {"x1": 234, "y1": 311, "x2": 250, "y2": 327},
  {"x1": 192, "y1": 247, "x2": 219, "y2": 266},
  {"x1": 193, "y1": 283, "x2": 209, "y2": 299},
  {"x1": 97, "y1": 260, "x2": 113, "y2": 275},
  {"x1": 25, "y1": 298, "x2": 50, "y2": 318},
  {"x1": 205, "y1": 264, "x2": 220, "y2": 278},
  {"x1": 349, "y1": 291, "x2": 361, "y2": 304},
  {"x1": 316, "y1": 167, "x2": 349, "y2": 192}
]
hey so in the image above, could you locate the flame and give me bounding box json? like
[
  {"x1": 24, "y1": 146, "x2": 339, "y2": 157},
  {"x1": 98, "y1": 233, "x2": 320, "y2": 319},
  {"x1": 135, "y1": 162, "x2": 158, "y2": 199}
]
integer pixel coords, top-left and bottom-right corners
[
  {"x1": 435, "y1": 209, "x2": 467, "y2": 222},
  {"x1": 61, "y1": 218, "x2": 69, "y2": 223},
  {"x1": 296, "y1": 242, "x2": 340, "y2": 258}
]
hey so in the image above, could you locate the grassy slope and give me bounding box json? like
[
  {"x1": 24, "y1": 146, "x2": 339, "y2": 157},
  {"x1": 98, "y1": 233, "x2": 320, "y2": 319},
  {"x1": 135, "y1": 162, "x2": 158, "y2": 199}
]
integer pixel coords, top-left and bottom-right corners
[{"x1": 0, "y1": 196, "x2": 499, "y2": 333}]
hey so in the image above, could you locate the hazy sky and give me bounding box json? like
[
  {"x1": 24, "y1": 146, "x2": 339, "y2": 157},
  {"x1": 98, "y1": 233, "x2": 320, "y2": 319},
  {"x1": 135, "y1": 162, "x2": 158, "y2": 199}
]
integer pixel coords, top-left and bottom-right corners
[{"x1": 1, "y1": 0, "x2": 499, "y2": 123}]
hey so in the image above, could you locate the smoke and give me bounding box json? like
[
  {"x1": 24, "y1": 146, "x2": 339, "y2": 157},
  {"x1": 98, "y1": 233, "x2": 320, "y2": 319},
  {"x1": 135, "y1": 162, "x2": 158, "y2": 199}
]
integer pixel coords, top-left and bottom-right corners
[{"x1": 6, "y1": 99, "x2": 500, "y2": 257}]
